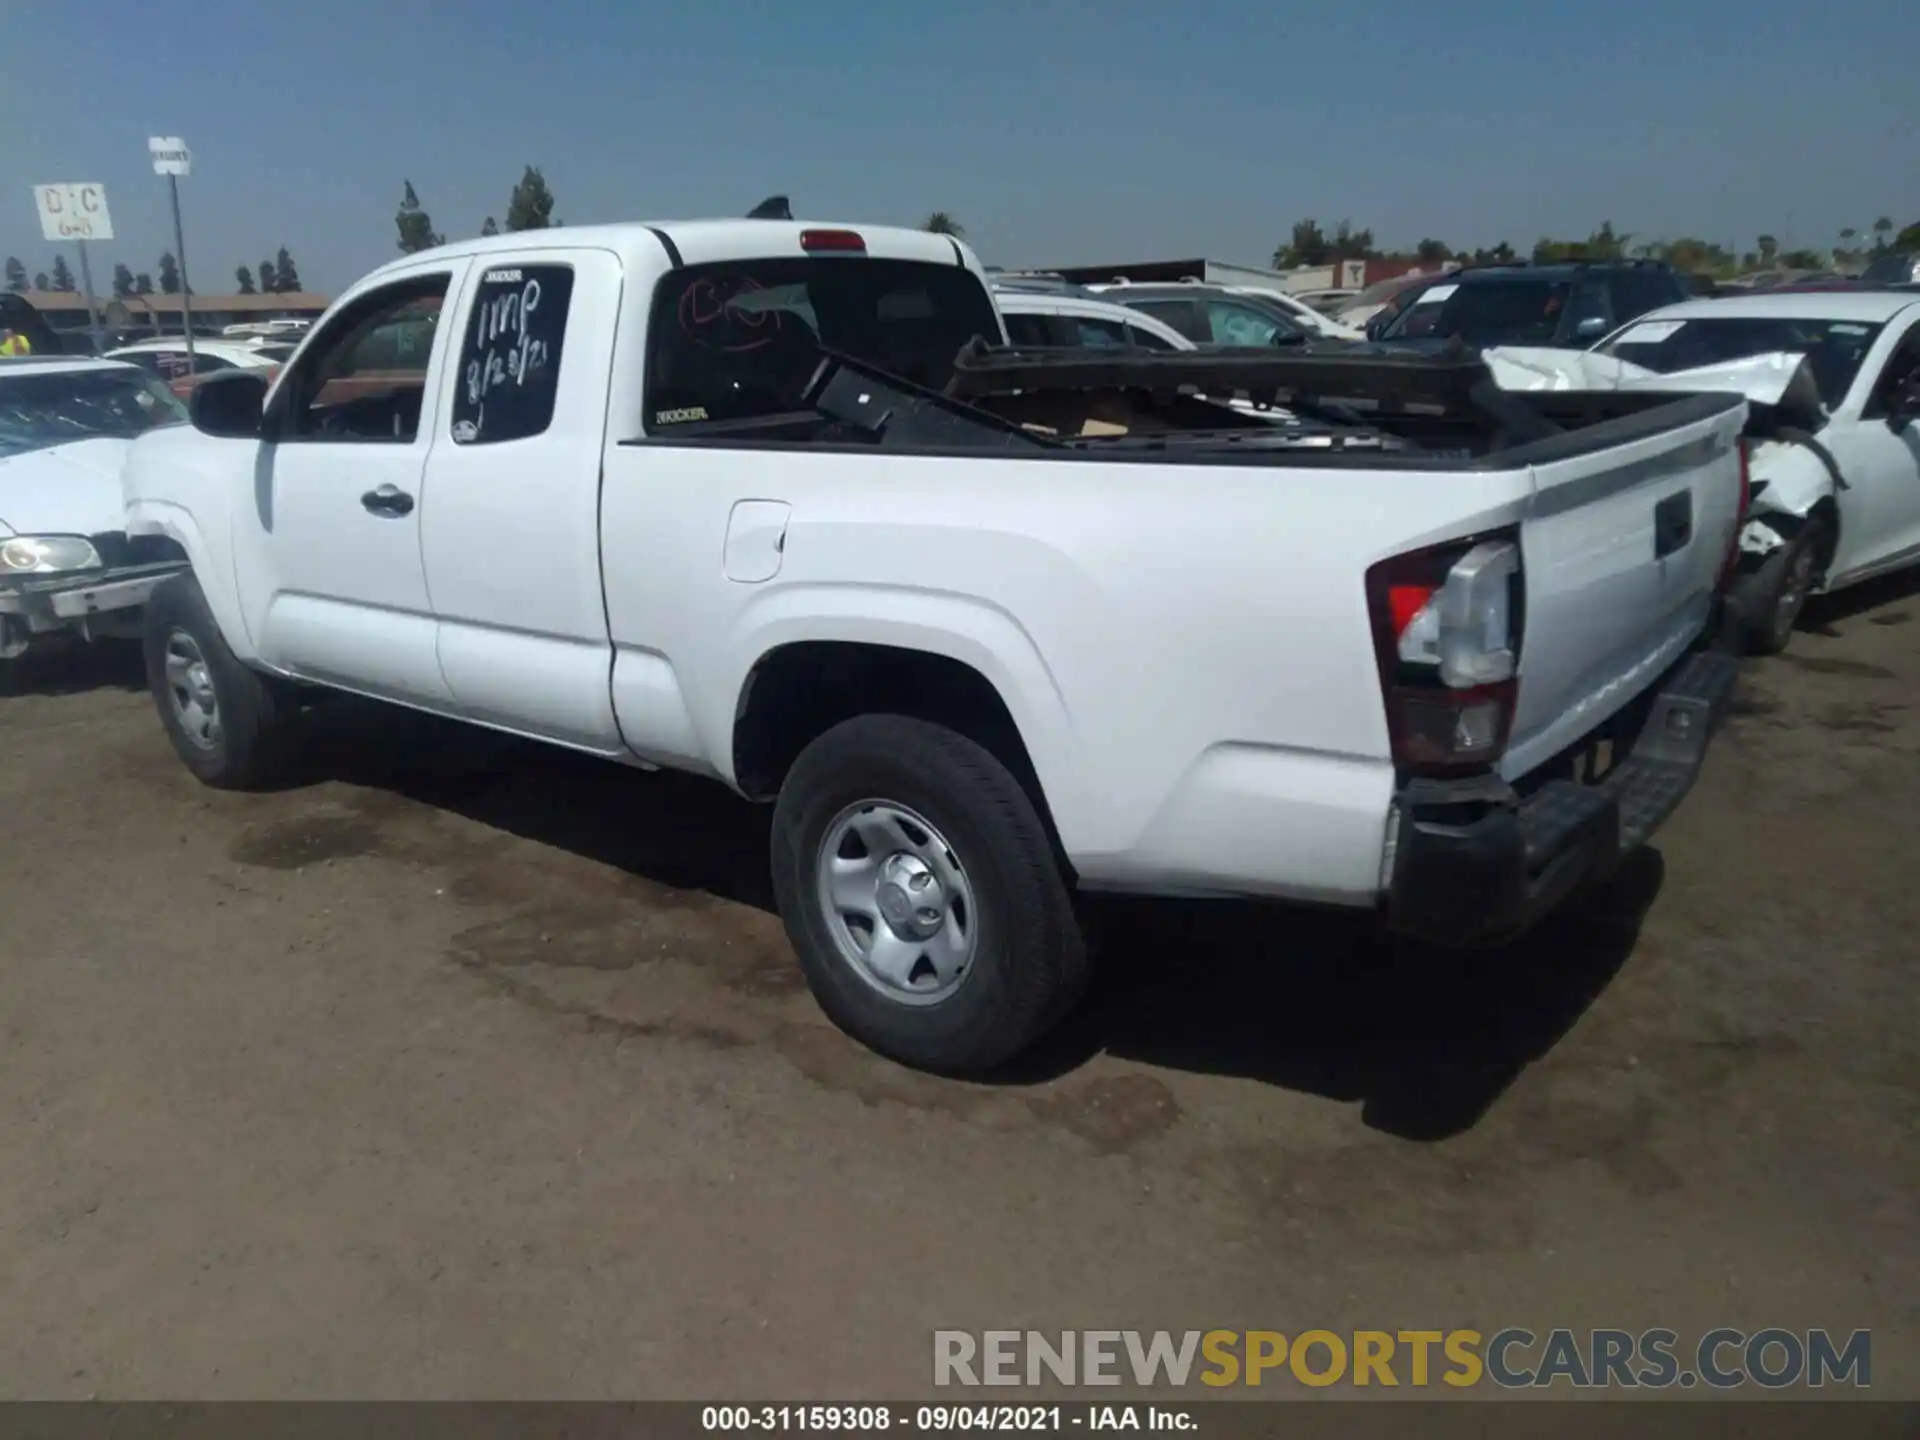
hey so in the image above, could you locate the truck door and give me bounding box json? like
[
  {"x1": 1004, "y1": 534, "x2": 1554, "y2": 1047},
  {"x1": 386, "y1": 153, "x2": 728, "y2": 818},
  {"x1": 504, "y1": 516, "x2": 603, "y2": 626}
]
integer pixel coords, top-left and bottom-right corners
[
  {"x1": 418, "y1": 249, "x2": 626, "y2": 752},
  {"x1": 234, "y1": 261, "x2": 470, "y2": 704}
]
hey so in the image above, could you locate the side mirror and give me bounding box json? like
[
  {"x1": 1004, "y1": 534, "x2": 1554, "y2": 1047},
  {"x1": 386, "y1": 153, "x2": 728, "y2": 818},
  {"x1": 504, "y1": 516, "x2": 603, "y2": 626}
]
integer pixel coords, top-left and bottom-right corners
[
  {"x1": 1573, "y1": 316, "x2": 1610, "y2": 339},
  {"x1": 189, "y1": 368, "x2": 270, "y2": 439}
]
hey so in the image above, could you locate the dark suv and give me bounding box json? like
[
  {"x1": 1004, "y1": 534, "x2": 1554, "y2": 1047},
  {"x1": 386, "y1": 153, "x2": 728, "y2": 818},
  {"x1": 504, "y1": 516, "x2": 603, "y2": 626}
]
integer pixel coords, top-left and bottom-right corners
[{"x1": 1372, "y1": 260, "x2": 1691, "y2": 350}]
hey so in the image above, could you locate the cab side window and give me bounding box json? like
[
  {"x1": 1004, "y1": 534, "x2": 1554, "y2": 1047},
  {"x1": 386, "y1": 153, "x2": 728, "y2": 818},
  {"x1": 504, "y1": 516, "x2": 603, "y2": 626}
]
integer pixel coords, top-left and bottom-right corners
[
  {"x1": 1206, "y1": 300, "x2": 1295, "y2": 347},
  {"x1": 280, "y1": 275, "x2": 450, "y2": 443},
  {"x1": 1003, "y1": 313, "x2": 1056, "y2": 347},
  {"x1": 449, "y1": 264, "x2": 576, "y2": 444},
  {"x1": 1073, "y1": 316, "x2": 1134, "y2": 348},
  {"x1": 1126, "y1": 322, "x2": 1178, "y2": 350},
  {"x1": 1128, "y1": 299, "x2": 1204, "y2": 341}
]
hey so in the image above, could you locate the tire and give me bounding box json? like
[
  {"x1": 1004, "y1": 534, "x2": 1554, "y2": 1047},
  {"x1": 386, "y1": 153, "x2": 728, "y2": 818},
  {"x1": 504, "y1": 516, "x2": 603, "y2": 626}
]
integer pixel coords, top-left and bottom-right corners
[
  {"x1": 144, "y1": 575, "x2": 297, "y2": 789},
  {"x1": 1730, "y1": 514, "x2": 1831, "y2": 656},
  {"x1": 770, "y1": 714, "x2": 1089, "y2": 1075}
]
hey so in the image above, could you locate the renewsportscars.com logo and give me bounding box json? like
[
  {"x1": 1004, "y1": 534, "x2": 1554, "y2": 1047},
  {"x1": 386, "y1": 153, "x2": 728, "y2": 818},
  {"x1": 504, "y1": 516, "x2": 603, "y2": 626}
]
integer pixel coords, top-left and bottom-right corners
[{"x1": 933, "y1": 1329, "x2": 1872, "y2": 1390}]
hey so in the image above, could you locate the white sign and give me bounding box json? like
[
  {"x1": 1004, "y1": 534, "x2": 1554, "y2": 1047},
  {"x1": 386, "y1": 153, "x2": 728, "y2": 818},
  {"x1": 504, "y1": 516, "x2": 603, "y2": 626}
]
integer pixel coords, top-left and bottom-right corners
[
  {"x1": 149, "y1": 136, "x2": 192, "y2": 176},
  {"x1": 34, "y1": 183, "x2": 114, "y2": 242},
  {"x1": 1415, "y1": 282, "x2": 1458, "y2": 304}
]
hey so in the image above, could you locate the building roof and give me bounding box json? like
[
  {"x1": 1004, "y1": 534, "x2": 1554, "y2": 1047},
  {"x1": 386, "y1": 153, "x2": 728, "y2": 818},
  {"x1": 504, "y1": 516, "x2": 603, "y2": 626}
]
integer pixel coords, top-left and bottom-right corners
[{"x1": 10, "y1": 289, "x2": 332, "y2": 314}]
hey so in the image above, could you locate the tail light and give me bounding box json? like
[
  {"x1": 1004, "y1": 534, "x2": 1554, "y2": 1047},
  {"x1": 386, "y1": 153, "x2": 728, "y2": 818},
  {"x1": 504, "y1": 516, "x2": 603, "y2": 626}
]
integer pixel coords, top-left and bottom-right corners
[
  {"x1": 1720, "y1": 439, "x2": 1752, "y2": 590},
  {"x1": 1365, "y1": 532, "x2": 1523, "y2": 776},
  {"x1": 800, "y1": 229, "x2": 866, "y2": 254}
]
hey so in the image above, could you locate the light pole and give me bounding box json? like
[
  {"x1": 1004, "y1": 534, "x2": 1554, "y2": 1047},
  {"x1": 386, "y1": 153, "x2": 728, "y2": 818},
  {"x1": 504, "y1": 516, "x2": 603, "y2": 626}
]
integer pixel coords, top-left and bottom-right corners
[{"x1": 148, "y1": 137, "x2": 195, "y2": 364}]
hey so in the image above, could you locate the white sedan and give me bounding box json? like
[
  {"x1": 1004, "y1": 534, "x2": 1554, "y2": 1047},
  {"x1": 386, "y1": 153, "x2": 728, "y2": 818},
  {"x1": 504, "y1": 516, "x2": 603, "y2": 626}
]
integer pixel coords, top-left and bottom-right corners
[
  {"x1": 1499, "y1": 292, "x2": 1920, "y2": 652},
  {"x1": 0, "y1": 357, "x2": 192, "y2": 686},
  {"x1": 105, "y1": 336, "x2": 296, "y2": 399}
]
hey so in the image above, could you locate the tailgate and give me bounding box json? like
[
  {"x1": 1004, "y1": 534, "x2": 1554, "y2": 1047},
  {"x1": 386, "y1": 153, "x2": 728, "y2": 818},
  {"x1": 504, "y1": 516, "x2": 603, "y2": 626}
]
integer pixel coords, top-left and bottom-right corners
[{"x1": 1502, "y1": 395, "x2": 1746, "y2": 779}]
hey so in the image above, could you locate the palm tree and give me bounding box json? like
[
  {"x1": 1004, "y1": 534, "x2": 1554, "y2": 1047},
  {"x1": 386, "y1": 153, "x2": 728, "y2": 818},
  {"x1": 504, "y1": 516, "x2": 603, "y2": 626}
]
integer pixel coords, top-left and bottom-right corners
[
  {"x1": 1872, "y1": 216, "x2": 1894, "y2": 255},
  {"x1": 921, "y1": 212, "x2": 965, "y2": 238}
]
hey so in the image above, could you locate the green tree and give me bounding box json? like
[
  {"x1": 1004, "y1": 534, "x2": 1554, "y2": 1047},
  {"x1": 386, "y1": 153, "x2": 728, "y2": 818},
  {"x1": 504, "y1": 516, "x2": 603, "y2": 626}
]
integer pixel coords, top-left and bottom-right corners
[
  {"x1": 1638, "y1": 237, "x2": 1735, "y2": 276},
  {"x1": 1468, "y1": 241, "x2": 1517, "y2": 264},
  {"x1": 236, "y1": 265, "x2": 256, "y2": 295},
  {"x1": 1871, "y1": 216, "x2": 1894, "y2": 255},
  {"x1": 1327, "y1": 220, "x2": 1376, "y2": 262},
  {"x1": 1414, "y1": 238, "x2": 1451, "y2": 265},
  {"x1": 32, "y1": 272, "x2": 49, "y2": 291},
  {"x1": 1896, "y1": 221, "x2": 1920, "y2": 250},
  {"x1": 111, "y1": 262, "x2": 135, "y2": 298},
  {"x1": 504, "y1": 166, "x2": 556, "y2": 231},
  {"x1": 51, "y1": 255, "x2": 76, "y2": 292},
  {"x1": 158, "y1": 252, "x2": 181, "y2": 294},
  {"x1": 480, "y1": 216, "x2": 499, "y2": 237},
  {"x1": 1833, "y1": 227, "x2": 1859, "y2": 271},
  {"x1": 4, "y1": 257, "x2": 25, "y2": 292},
  {"x1": 1272, "y1": 219, "x2": 1330, "y2": 269},
  {"x1": 273, "y1": 247, "x2": 301, "y2": 292},
  {"x1": 1778, "y1": 248, "x2": 1825, "y2": 270},
  {"x1": 133, "y1": 272, "x2": 153, "y2": 295},
  {"x1": 921, "y1": 212, "x2": 965, "y2": 237},
  {"x1": 395, "y1": 180, "x2": 445, "y2": 254},
  {"x1": 1756, "y1": 234, "x2": 1779, "y2": 267}
]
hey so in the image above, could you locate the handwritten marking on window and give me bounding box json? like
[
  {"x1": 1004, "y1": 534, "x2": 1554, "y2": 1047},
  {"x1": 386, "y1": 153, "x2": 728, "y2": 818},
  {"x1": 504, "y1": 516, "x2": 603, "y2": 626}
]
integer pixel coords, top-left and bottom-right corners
[
  {"x1": 462, "y1": 277, "x2": 550, "y2": 436},
  {"x1": 676, "y1": 276, "x2": 787, "y2": 353}
]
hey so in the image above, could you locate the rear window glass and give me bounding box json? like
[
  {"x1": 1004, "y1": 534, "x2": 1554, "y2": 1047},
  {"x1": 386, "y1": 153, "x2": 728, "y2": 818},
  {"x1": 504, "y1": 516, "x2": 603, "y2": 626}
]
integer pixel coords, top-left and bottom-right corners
[
  {"x1": 645, "y1": 258, "x2": 1000, "y2": 429},
  {"x1": 1601, "y1": 317, "x2": 1885, "y2": 408},
  {"x1": 1385, "y1": 278, "x2": 1573, "y2": 344}
]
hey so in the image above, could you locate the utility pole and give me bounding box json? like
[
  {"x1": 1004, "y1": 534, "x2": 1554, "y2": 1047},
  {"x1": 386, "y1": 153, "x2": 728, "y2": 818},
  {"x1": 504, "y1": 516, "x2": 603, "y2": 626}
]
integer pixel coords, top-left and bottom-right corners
[
  {"x1": 168, "y1": 174, "x2": 194, "y2": 364},
  {"x1": 73, "y1": 240, "x2": 104, "y2": 355},
  {"x1": 149, "y1": 137, "x2": 195, "y2": 364}
]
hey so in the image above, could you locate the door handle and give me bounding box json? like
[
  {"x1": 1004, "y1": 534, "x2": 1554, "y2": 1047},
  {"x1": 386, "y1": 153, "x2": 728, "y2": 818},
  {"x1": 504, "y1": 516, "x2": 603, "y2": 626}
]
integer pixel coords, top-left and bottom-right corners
[
  {"x1": 1653, "y1": 490, "x2": 1692, "y2": 558},
  {"x1": 361, "y1": 484, "x2": 415, "y2": 518}
]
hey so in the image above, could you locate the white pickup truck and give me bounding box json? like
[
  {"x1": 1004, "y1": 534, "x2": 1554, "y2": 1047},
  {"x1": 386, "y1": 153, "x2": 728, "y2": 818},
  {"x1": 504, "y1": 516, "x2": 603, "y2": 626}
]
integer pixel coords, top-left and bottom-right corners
[{"x1": 123, "y1": 220, "x2": 1748, "y2": 1074}]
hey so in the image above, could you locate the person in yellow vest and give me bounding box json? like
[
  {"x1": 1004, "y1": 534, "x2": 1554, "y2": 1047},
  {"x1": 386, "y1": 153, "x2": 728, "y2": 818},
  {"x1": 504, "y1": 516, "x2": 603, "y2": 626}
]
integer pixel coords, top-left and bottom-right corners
[{"x1": 0, "y1": 325, "x2": 33, "y2": 356}]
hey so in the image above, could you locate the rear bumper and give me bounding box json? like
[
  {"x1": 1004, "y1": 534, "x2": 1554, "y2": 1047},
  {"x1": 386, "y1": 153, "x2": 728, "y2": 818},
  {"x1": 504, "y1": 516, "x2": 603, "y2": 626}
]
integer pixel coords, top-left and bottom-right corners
[
  {"x1": 0, "y1": 562, "x2": 187, "y2": 629},
  {"x1": 1384, "y1": 645, "x2": 1740, "y2": 946}
]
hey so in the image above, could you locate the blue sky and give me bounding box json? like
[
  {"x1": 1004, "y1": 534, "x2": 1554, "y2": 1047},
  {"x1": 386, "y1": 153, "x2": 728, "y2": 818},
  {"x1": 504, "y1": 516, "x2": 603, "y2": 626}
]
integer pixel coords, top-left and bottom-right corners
[{"x1": 2, "y1": 0, "x2": 1912, "y2": 295}]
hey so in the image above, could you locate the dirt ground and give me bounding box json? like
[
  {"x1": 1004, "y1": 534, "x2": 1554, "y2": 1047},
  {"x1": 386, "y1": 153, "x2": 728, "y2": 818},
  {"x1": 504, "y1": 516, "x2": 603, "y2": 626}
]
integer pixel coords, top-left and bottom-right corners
[{"x1": 1, "y1": 579, "x2": 1914, "y2": 1402}]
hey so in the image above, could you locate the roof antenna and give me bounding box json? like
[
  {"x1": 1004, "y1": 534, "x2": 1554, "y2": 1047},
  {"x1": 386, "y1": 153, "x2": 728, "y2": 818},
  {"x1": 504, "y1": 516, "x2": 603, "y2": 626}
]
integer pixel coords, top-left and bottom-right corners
[{"x1": 746, "y1": 195, "x2": 792, "y2": 220}]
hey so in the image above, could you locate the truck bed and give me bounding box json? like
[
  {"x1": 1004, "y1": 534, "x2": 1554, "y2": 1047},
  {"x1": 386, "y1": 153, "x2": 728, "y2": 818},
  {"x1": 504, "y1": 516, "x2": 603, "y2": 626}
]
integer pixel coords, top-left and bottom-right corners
[{"x1": 632, "y1": 342, "x2": 1747, "y2": 473}]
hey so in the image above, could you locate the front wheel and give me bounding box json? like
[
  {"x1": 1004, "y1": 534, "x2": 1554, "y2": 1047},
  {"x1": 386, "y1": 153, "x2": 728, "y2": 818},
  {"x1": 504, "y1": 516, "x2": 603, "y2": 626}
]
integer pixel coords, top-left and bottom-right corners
[
  {"x1": 1730, "y1": 514, "x2": 1831, "y2": 656},
  {"x1": 770, "y1": 714, "x2": 1089, "y2": 1075},
  {"x1": 144, "y1": 575, "x2": 297, "y2": 789}
]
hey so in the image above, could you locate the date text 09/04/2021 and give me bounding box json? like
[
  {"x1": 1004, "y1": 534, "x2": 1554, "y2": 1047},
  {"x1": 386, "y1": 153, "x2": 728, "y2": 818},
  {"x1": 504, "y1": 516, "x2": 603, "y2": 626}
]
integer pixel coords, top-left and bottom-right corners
[{"x1": 702, "y1": 1406, "x2": 1187, "y2": 1432}]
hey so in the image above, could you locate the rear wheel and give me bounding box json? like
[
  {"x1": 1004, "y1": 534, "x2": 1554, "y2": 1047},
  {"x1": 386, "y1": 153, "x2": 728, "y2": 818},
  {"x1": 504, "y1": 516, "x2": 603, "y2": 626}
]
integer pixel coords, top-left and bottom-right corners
[
  {"x1": 1731, "y1": 513, "x2": 1831, "y2": 656},
  {"x1": 145, "y1": 575, "x2": 297, "y2": 789},
  {"x1": 770, "y1": 714, "x2": 1089, "y2": 1075}
]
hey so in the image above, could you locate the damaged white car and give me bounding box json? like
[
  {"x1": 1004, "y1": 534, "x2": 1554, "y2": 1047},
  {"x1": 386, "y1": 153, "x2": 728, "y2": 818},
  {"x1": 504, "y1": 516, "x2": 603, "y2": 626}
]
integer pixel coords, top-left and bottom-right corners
[
  {"x1": 1489, "y1": 292, "x2": 1920, "y2": 653},
  {"x1": 0, "y1": 357, "x2": 192, "y2": 689}
]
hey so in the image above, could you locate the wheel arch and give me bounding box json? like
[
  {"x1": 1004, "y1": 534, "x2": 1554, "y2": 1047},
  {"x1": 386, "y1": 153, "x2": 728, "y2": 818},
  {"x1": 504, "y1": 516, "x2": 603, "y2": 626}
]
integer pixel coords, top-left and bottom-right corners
[
  {"x1": 124, "y1": 500, "x2": 259, "y2": 664},
  {"x1": 728, "y1": 620, "x2": 1084, "y2": 863}
]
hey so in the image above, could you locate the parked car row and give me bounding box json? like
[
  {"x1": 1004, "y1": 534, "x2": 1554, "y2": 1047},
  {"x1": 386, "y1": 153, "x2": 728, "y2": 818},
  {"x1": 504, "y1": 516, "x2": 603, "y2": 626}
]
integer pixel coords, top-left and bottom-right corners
[{"x1": 4, "y1": 218, "x2": 1916, "y2": 1081}]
